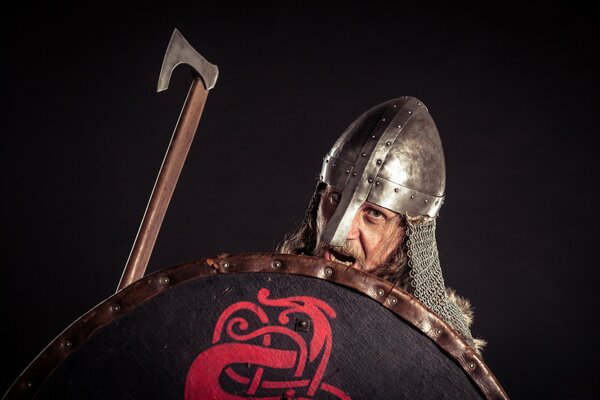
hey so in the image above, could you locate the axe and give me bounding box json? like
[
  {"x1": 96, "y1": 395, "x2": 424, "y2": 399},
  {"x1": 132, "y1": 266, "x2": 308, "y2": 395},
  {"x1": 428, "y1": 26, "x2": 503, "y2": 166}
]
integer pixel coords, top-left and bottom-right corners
[{"x1": 117, "y1": 29, "x2": 218, "y2": 291}]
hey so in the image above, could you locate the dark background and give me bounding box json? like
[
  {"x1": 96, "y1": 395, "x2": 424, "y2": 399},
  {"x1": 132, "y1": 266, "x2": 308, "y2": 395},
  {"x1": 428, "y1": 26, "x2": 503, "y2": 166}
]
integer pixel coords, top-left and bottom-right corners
[{"x1": 2, "y1": 3, "x2": 597, "y2": 399}]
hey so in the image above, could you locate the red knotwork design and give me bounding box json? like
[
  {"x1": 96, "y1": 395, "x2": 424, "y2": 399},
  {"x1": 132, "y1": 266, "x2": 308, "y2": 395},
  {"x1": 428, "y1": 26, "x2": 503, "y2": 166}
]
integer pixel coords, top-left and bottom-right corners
[{"x1": 185, "y1": 288, "x2": 350, "y2": 399}]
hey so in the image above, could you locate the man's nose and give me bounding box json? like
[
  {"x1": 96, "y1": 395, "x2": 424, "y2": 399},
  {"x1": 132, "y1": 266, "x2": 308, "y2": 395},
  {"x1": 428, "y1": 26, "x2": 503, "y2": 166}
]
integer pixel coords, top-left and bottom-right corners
[{"x1": 345, "y1": 213, "x2": 361, "y2": 240}]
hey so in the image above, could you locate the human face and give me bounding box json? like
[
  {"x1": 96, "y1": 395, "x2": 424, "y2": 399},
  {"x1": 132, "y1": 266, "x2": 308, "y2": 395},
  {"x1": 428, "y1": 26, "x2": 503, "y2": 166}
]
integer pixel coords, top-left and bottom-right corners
[{"x1": 315, "y1": 184, "x2": 404, "y2": 273}]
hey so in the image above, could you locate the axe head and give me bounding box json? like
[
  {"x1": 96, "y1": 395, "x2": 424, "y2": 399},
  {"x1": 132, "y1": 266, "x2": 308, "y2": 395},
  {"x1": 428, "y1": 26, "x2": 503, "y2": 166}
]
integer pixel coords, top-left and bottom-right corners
[{"x1": 157, "y1": 29, "x2": 219, "y2": 92}]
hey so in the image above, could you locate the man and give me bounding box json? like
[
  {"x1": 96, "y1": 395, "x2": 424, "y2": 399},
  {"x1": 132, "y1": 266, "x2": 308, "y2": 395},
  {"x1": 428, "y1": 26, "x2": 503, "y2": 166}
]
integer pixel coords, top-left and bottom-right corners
[{"x1": 278, "y1": 96, "x2": 485, "y2": 352}]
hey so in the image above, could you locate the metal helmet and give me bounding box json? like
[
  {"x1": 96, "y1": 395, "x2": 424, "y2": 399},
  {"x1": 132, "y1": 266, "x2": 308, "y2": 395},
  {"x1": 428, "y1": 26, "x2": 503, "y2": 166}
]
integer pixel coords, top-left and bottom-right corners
[
  {"x1": 318, "y1": 97, "x2": 475, "y2": 345},
  {"x1": 320, "y1": 96, "x2": 445, "y2": 247}
]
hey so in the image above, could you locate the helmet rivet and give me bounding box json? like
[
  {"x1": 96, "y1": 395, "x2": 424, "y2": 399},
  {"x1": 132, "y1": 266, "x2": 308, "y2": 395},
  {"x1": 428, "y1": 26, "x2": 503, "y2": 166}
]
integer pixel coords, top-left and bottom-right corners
[
  {"x1": 376, "y1": 159, "x2": 382, "y2": 165},
  {"x1": 385, "y1": 141, "x2": 391, "y2": 146},
  {"x1": 371, "y1": 134, "x2": 376, "y2": 139},
  {"x1": 408, "y1": 110, "x2": 413, "y2": 115},
  {"x1": 375, "y1": 181, "x2": 380, "y2": 186},
  {"x1": 394, "y1": 188, "x2": 399, "y2": 193},
  {"x1": 352, "y1": 172, "x2": 357, "y2": 176},
  {"x1": 397, "y1": 124, "x2": 402, "y2": 128},
  {"x1": 410, "y1": 194, "x2": 415, "y2": 199},
  {"x1": 381, "y1": 118, "x2": 386, "y2": 122},
  {"x1": 424, "y1": 199, "x2": 429, "y2": 204},
  {"x1": 345, "y1": 169, "x2": 350, "y2": 174},
  {"x1": 272, "y1": 260, "x2": 282, "y2": 269},
  {"x1": 361, "y1": 152, "x2": 367, "y2": 157},
  {"x1": 368, "y1": 178, "x2": 373, "y2": 183},
  {"x1": 417, "y1": 102, "x2": 422, "y2": 106},
  {"x1": 393, "y1": 104, "x2": 397, "y2": 108}
]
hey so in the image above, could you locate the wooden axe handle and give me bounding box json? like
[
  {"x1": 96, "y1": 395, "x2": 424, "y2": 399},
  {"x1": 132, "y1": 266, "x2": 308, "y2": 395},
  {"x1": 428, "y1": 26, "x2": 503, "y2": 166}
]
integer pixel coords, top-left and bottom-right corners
[{"x1": 117, "y1": 77, "x2": 208, "y2": 291}]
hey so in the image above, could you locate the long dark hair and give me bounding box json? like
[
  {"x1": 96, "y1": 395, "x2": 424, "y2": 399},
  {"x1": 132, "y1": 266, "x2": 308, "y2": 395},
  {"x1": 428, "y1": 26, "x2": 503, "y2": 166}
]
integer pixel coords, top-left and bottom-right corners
[{"x1": 276, "y1": 181, "x2": 411, "y2": 289}]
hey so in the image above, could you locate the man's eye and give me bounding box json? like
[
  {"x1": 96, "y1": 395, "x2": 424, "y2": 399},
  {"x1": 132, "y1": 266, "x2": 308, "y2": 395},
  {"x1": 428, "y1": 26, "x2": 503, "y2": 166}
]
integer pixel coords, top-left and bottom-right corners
[
  {"x1": 331, "y1": 192, "x2": 341, "y2": 203},
  {"x1": 366, "y1": 209, "x2": 384, "y2": 218}
]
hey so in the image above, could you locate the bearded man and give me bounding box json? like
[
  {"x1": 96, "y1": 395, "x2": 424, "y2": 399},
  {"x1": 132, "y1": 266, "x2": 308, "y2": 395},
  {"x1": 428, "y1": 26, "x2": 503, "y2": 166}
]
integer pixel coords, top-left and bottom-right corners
[{"x1": 278, "y1": 96, "x2": 485, "y2": 352}]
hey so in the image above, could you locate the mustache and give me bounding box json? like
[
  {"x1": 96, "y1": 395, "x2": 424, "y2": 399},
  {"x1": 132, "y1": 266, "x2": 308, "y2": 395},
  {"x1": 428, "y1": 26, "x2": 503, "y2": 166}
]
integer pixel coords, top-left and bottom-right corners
[{"x1": 315, "y1": 241, "x2": 366, "y2": 270}]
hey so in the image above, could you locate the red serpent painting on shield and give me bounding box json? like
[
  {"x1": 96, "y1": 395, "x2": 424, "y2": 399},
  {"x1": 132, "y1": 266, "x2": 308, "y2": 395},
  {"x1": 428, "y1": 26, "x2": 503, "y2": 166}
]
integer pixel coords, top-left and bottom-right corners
[{"x1": 185, "y1": 288, "x2": 351, "y2": 399}]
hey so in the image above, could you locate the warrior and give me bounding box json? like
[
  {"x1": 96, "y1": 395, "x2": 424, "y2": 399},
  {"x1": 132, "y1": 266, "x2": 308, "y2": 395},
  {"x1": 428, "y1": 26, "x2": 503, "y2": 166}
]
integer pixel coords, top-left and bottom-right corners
[{"x1": 278, "y1": 96, "x2": 486, "y2": 352}]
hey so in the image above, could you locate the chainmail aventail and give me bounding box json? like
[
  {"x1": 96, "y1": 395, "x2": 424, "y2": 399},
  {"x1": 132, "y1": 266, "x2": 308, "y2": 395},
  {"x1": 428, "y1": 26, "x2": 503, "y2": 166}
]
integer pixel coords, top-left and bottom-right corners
[{"x1": 407, "y1": 219, "x2": 475, "y2": 345}]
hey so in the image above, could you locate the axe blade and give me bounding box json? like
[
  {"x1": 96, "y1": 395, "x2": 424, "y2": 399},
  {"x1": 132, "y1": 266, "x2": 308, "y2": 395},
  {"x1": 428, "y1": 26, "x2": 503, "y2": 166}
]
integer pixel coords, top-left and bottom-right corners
[{"x1": 157, "y1": 29, "x2": 218, "y2": 92}]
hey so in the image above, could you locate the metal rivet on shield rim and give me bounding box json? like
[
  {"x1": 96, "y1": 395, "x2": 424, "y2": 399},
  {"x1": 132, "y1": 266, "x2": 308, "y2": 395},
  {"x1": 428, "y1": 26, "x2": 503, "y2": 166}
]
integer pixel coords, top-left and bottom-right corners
[
  {"x1": 325, "y1": 267, "x2": 333, "y2": 276},
  {"x1": 63, "y1": 340, "x2": 72, "y2": 349},
  {"x1": 408, "y1": 110, "x2": 412, "y2": 114},
  {"x1": 345, "y1": 169, "x2": 350, "y2": 174},
  {"x1": 393, "y1": 104, "x2": 397, "y2": 108},
  {"x1": 435, "y1": 328, "x2": 443, "y2": 336},
  {"x1": 468, "y1": 362, "x2": 476, "y2": 370},
  {"x1": 25, "y1": 381, "x2": 33, "y2": 389},
  {"x1": 386, "y1": 141, "x2": 391, "y2": 146},
  {"x1": 110, "y1": 304, "x2": 121, "y2": 313},
  {"x1": 298, "y1": 320, "x2": 308, "y2": 328},
  {"x1": 361, "y1": 152, "x2": 367, "y2": 157},
  {"x1": 371, "y1": 134, "x2": 376, "y2": 139},
  {"x1": 220, "y1": 261, "x2": 230, "y2": 269},
  {"x1": 389, "y1": 296, "x2": 398, "y2": 304},
  {"x1": 377, "y1": 288, "x2": 384, "y2": 297},
  {"x1": 159, "y1": 276, "x2": 170, "y2": 284},
  {"x1": 272, "y1": 260, "x2": 282, "y2": 269},
  {"x1": 424, "y1": 199, "x2": 429, "y2": 204}
]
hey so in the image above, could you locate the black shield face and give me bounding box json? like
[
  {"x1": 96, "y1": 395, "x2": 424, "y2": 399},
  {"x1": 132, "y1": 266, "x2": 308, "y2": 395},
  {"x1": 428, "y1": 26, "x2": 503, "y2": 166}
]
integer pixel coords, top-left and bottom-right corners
[{"x1": 5, "y1": 254, "x2": 507, "y2": 400}]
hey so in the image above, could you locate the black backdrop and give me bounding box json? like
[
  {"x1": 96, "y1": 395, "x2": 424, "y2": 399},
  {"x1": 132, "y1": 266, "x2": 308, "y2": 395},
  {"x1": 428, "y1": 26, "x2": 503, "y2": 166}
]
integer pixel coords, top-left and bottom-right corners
[{"x1": 2, "y1": 4, "x2": 597, "y2": 399}]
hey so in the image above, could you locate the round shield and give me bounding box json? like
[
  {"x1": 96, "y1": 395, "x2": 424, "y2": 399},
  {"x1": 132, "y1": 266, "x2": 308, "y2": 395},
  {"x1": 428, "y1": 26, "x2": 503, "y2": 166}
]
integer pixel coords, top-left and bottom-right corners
[{"x1": 4, "y1": 253, "x2": 508, "y2": 399}]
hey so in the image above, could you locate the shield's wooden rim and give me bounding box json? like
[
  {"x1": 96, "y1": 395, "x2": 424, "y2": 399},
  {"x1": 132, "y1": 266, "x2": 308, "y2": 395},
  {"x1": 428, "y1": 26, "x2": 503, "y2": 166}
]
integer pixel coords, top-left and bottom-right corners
[{"x1": 4, "y1": 253, "x2": 509, "y2": 400}]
